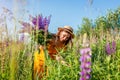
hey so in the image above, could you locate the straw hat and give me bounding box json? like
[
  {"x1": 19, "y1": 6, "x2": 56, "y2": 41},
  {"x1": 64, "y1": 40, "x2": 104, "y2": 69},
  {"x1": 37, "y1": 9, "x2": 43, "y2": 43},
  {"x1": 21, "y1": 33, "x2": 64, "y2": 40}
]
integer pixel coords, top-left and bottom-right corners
[{"x1": 58, "y1": 25, "x2": 74, "y2": 38}]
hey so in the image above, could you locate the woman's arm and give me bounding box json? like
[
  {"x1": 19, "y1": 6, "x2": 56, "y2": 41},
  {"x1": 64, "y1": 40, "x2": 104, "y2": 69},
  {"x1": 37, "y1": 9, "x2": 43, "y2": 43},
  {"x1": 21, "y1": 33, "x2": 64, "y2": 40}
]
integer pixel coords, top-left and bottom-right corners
[{"x1": 55, "y1": 54, "x2": 71, "y2": 67}]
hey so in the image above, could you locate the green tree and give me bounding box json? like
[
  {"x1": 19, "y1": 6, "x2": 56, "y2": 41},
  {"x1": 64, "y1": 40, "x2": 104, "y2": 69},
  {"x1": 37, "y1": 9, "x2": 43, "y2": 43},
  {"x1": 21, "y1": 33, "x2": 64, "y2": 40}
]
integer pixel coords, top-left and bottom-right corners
[{"x1": 77, "y1": 18, "x2": 93, "y2": 37}]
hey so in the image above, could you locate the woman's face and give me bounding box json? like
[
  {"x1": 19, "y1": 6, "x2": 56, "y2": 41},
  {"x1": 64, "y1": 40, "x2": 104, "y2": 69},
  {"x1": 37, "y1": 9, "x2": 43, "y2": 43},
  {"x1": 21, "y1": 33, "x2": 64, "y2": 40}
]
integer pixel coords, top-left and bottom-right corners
[{"x1": 59, "y1": 31, "x2": 71, "y2": 42}]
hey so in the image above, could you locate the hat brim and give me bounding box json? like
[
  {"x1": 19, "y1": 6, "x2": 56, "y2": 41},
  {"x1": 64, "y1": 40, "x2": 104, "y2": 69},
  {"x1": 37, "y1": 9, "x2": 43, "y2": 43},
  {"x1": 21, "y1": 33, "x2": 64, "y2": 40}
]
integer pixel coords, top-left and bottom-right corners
[{"x1": 58, "y1": 27, "x2": 74, "y2": 38}]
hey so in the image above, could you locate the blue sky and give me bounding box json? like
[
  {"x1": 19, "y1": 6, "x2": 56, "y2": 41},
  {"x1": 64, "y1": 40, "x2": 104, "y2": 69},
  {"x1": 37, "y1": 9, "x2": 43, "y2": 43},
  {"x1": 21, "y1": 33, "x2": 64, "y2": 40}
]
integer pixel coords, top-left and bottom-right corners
[{"x1": 0, "y1": 0, "x2": 120, "y2": 33}]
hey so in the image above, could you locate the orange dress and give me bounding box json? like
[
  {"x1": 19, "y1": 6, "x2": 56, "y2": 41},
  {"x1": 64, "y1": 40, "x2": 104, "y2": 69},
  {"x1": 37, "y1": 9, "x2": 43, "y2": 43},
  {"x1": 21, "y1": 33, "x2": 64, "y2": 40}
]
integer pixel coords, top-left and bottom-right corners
[{"x1": 47, "y1": 39, "x2": 66, "y2": 59}]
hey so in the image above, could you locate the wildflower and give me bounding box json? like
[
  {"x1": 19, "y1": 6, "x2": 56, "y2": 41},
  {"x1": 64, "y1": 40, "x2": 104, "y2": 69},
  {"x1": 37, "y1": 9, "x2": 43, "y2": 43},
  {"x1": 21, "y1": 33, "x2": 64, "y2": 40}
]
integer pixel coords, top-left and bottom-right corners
[
  {"x1": 105, "y1": 43, "x2": 111, "y2": 54},
  {"x1": 19, "y1": 14, "x2": 51, "y2": 33},
  {"x1": 30, "y1": 14, "x2": 51, "y2": 31},
  {"x1": 19, "y1": 14, "x2": 52, "y2": 45},
  {"x1": 80, "y1": 48, "x2": 91, "y2": 80},
  {"x1": 105, "y1": 40, "x2": 116, "y2": 55}
]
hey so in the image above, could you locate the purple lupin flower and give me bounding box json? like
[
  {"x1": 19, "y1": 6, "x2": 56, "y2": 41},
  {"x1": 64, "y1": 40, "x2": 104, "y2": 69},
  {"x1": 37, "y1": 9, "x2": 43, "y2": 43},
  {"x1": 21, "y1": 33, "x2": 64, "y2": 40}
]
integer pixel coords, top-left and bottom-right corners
[
  {"x1": 105, "y1": 42, "x2": 111, "y2": 55},
  {"x1": 105, "y1": 40, "x2": 116, "y2": 55},
  {"x1": 31, "y1": 16, "x2": 37, "y2": 25},
  {"x1": 80, "y1": 48, "x2": 91, "y2": 80},
  {"x1": 30, "y1": 14, "x2": 51, "y2": 31},
  {"x1": 19, "y1": 14, "x2": 51, "y2": 33}
]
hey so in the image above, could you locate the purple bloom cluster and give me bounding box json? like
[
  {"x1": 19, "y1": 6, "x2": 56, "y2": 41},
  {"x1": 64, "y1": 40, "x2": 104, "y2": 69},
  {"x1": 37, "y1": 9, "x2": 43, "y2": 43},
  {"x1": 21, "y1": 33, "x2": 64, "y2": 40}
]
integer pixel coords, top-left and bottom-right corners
[
  {"x1": 19, "y1": 14, "x2": 51, "y2": 33},
  {"x1": 79, "y1": 48, "x2": 91, "y2": 80},
  {"x1": 30, "y1": 14, "x2": 51, "y2": 30},
  {"x1": 105, "y1": 41, "x2": 116, "y2": 55}
]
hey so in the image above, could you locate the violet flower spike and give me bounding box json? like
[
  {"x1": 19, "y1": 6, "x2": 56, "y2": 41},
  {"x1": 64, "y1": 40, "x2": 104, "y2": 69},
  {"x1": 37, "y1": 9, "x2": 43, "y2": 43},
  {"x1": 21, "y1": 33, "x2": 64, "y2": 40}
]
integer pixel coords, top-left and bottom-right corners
[
  {"x1": 30, "y1": 14, "x2": 51, "y2": 31},
  {"x1": 105, "y1": 42, "x2": 112, "y2": 55},
  {"x1": 79, "y1": 48, "x2": 91, "y2": 80},
  {"x1": 105, "y1": 41, "x2": 116, "y2": 55}
]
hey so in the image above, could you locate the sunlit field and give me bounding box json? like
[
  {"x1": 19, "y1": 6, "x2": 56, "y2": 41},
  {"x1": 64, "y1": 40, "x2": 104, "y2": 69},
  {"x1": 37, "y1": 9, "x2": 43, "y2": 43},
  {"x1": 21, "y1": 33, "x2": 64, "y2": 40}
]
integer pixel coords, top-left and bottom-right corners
[{"x1": 0, "y1": 6, "x2": 120, "y2": 80}]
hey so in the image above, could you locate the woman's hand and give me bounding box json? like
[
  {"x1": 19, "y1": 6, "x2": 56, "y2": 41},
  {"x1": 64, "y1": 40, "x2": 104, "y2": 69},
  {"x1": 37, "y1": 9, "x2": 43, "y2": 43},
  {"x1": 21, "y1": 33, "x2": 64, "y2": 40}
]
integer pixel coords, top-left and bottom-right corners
[
  {"x1": 61, "y1": 60, "x2": 71, "y2": 67},
  {"x1": 55, "y1": 55, "x2": 62, "y2": 61},
  {"x1": 55, "y1": 55, "x2": 71, "y2": 67}
]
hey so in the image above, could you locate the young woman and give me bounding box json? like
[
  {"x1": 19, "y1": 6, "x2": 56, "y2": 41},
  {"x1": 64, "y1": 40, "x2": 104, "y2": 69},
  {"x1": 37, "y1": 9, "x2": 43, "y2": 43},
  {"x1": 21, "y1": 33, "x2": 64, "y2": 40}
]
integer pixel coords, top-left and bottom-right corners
[
  {"x1": 33, "y1": 25, "x2": 74, "y2": 79},
  {"x1": 47, "y1": 25, "x2": 74, "y2": 62}
]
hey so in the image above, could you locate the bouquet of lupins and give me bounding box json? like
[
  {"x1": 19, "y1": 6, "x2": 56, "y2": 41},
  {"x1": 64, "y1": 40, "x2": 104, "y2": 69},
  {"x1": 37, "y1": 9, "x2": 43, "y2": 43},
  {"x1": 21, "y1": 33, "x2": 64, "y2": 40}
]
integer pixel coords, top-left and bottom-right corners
[{"x1": 19, "y1": 14, "x2": 52, "y2": 45}]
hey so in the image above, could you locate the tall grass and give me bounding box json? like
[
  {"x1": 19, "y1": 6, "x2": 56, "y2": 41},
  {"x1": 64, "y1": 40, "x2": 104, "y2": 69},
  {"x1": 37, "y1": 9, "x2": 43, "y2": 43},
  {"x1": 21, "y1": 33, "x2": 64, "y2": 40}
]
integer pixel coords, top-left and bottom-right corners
[
  {"x1": 0, "y1": 26, "x2": 120, "y2": 80},
  {"x1": 2, "y1": 22, "x2": 120, "y2": 80}
]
